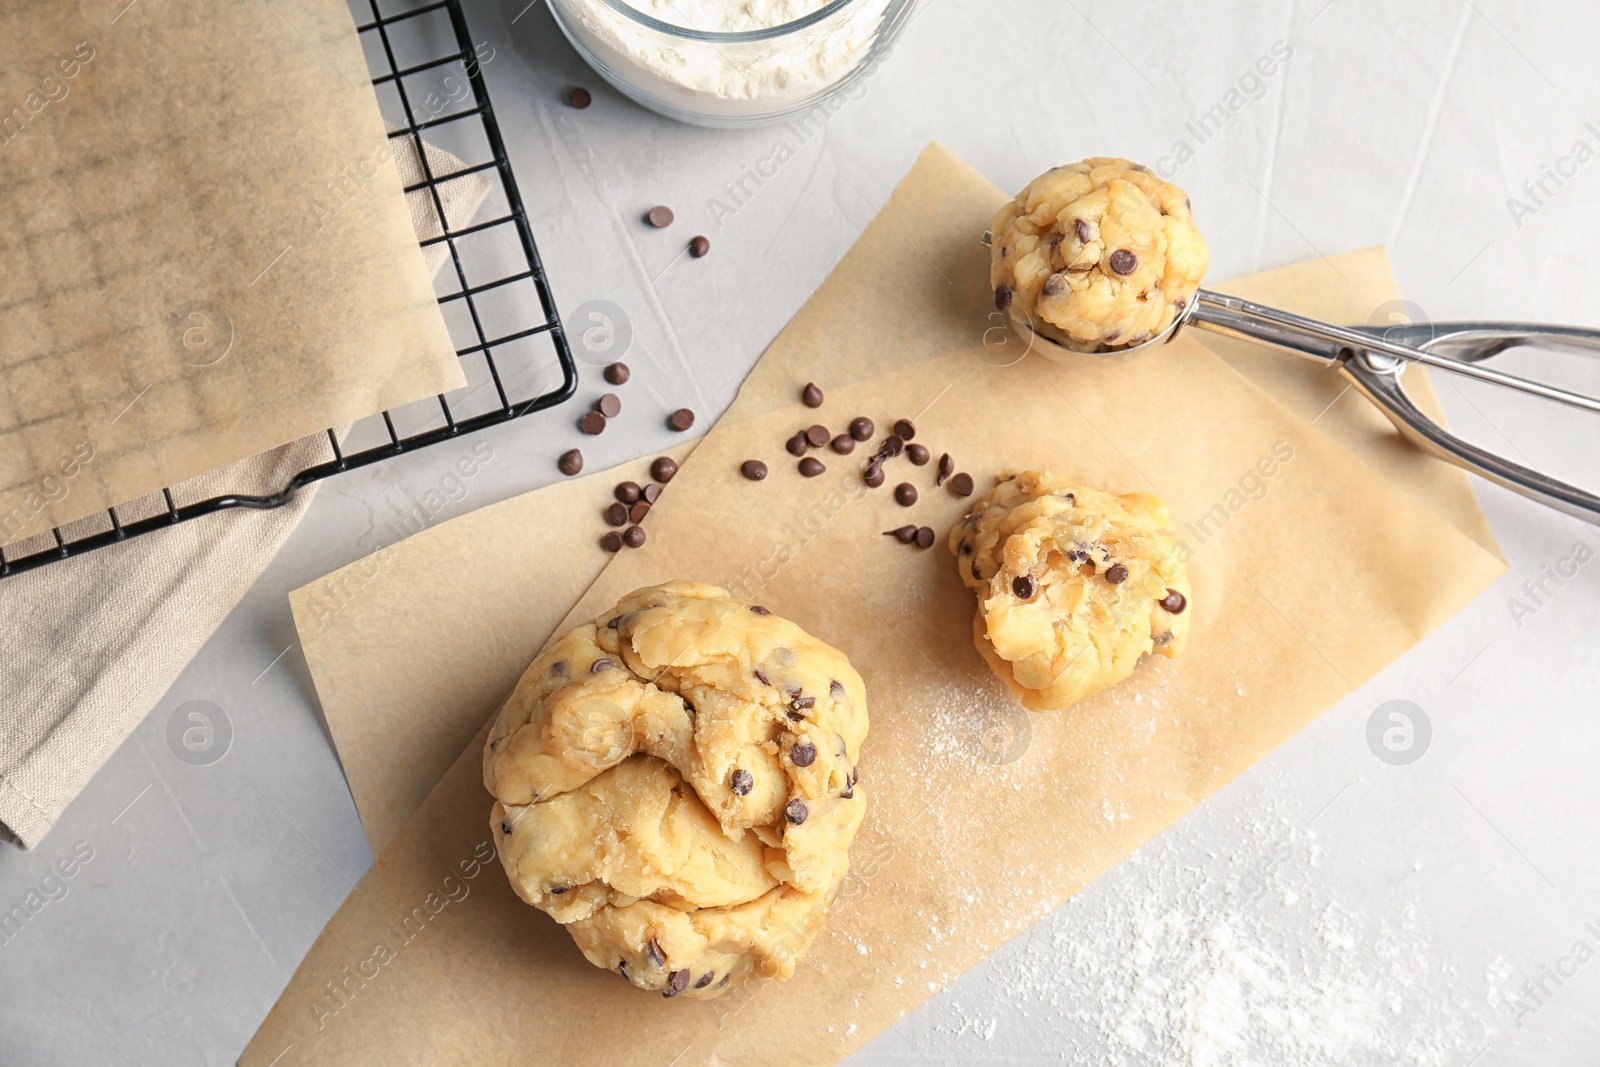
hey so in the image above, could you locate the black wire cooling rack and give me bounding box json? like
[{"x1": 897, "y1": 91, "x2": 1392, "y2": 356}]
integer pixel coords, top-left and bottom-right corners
[{"x1": 0, "y1": 0, "x2": 575, "y2": 580}]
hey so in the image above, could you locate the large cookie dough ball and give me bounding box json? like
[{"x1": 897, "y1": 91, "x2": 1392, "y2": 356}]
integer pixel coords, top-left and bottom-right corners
[
  {"x1": 484, "y1": 580, "x2": 868, "y2": 999},
  {"x1": 990, "y1": 158, "x2": 1208, "y2": 352},
  {"x1": 949, "y1": 472, "x2": 1190, "y2": 711}
]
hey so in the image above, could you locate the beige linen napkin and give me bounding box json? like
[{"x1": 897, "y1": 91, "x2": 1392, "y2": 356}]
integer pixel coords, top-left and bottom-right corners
[{"x1": 0, "y1": 137, "x2": 489, "y2": 848}]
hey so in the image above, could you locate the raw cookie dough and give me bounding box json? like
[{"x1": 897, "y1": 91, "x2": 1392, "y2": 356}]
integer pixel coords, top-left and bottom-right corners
[
  {"x1": 990, "y1": 157, "x2": 1209, "y2": 352},
  {"x1": 484, "y1": 580, "x2": 868, "y2": 999},
  {"x1": 949, "y1": 472, "x2": 1191, "y2": 711}
]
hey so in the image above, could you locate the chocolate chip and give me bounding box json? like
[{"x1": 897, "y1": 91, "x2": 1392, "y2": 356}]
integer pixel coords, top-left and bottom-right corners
[
  {"x1": 579, "y1": 411, "x2": 606, "y2": 435},
  {"x1": 695, "y1": 972, "x2": 714, "y2": 989},
  {"x1": 1041, "y1": 274, "x2": 1066, "y2": 298},
  {"x1": 892, "y1": 419, "x2": 915, "y2": 441},
  {"x1": 864, "y1": 464, "x2": 885, "y2": 488},
  {"x1": 849, "y1": 416, "x2": 874, "y2": 441},
  {"x1": 995, "y1": 286, "x2": 1013, "y2": 311},
  {"x1": 628, "y1": 501, "x2": 650, "y2": 523},
  {"x1": 615, "y1": 481, "x2": 641, "y2": 503},
  {"x1": 785, "y1": 799, "x2": 808, "y2": 825},
  {"x1": 936, "y1": 453, "x2": 953, "y2": 486},
  {"x1": 784, "y1": 683, "x2": 801, "y2": 699},
  {"x1": 501, "y1": 818, "x2": 513, "y2": 835},
  {"x1": 740, "y1": 459, "x2": 768, "y2": 481},
  {"x1": 568, "y1": 86, "x2": 592, "y2": 109},
  {"x1": 1161, "y1": 589, "x2": 1187, "y2": 614},
  {"x1": 1106, "y1": 563, "x2": 1129, "y2": 584},
  {"x1": 647, "y1": 205, "x2": 675, "y2": 228},
  {"x1": 894, "y1": 483, "x2": 917, "y2": 507},
  {"x1": 799, "y1": 457, "x2": 825, "y2": 477},
  {"x1": 605, "y1": 502, "x2": 628, "y2": 526},
  {"x1": 549, "y1": 884, "x2": 570, "y2": 894},
  {"x1": 670, "y1": 968, "x2": 690, "y2": 991},
  {"x1": 600, "y1": 531, "x2": 623, "y2": 552},
  {"x1": 591, "y1": 658, "x2": 614, "y2": 674},
  {"x1": 619, "y1": 961, "x2": 628, "y2": 976},
  {"x1": 801, "y1": 382, "x2": 824, "y2": 408},
  {"x1": 1013, "y1": 575, "x2": 1036, "y2": 599},
  {"x1": 689, "y1": 235, "x2": 710, "y2": 258},
  {"x1": 791, "y1": 741, "x2": 817, "y2": 767},
  {"x1": 607, "y1": 617, "x2": 621, "y2": 629},
  {"x1": 651, "y1": 456, "x2": 678, "y2": 482},
  {"x1": 646, "y1": 938, "x2": 665, "y2": 967},
  {"x1": 830, "y1": 679, "x2": 845, "y2": 700},
  {"x1": 1109, "y1": 249, "x2": 1137, "y2": 275},
  {"x1": 915, "y1": 526, "x2": 935, "y2": 549},
  {"x1": 718, "y1": 974, "x2": 730, "y2": 987},
  {"x1": 1154, "y1": 630, "x2": 1175, "y2": 646},
  {"x1": 558, "y1": 448, "x2": 583, "y2": 475},
  {"x1": 948, "y1": 472, "x2": 974, "y2": 497},
  {"x1": 786, "y1": 709, "x2": 804, "y2": 722},
  {"x1": 1074, "y1": 217, "x2": 1090, "y2": 243},
  {"x1": 786, "y1": 433, "x2": 809, "y2": 457},
  {"x1": 729, "y1": 768, "x2": 753, "y2": 795},
  {"x1": 805, "y1": 424, "x2": 830, "y2": 448},
  {"x1": 754, "y1": 669, "x2": 771, "y2": 686},
  {"x1": 669, "y1": 408, "x2": 695, "y2": 431},
  {"x1": 623, "y1": 525, "x2": 646, "y2": 548},
  {"x1": 792, "y1": 696, "x2": 815, "y2": 710},
  {"x1": 879, "y1": 435, "x2": 904, "y2": 458},
  {"x1": 751, "y1": 605, "x2": 770, "y2": 615},
  {"x1": 830, "y1": 434, "x2": 856, "y2": 455},
  {"x1": 597, "y1": 392, "x2": 622, "y2": 418},
  {"x1": 642, "y1": 483, "x2": 662, "y2": 504},
  {"x1": 906, "y1": 443, "x2": 929, "y2": 466},
  {"x1": 884, "y1": 525, "x2": 917, "y2": 543},
  {"x1": 604, "y1": 362, "x2": 630, "y2": 385}
]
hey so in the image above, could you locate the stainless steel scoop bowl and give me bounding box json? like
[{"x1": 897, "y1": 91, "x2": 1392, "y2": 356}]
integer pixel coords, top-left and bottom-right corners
[{"x1": 981, "y1": 231, "x2": 1600, "y2": 524}]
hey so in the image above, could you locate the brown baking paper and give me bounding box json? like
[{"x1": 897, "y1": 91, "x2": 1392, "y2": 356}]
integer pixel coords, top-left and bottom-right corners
[
  {"x1": 245, "y1": 145, "x2": 1504, "y2": 1067},
  {"x1": 0, "y1": 0, "x2": 464, "y2": 546}
]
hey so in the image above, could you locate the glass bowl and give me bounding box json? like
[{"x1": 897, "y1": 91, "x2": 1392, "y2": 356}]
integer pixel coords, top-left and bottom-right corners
[{"x1": 548, "y1": 0, "x2": 916, "y2": 128}]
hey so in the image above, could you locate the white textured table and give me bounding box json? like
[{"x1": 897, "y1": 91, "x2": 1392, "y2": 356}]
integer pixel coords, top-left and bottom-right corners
[{"x1": 4, "y1": 1, "x2": 1600, "y2": 1063}]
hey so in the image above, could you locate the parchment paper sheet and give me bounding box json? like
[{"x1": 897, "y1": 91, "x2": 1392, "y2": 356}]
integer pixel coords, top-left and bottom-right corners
[
  {"x1": 0, "y1": 0, "x2": 465, "y2": 546},
  {"x1": 245, "y1": 145, "x2": 1504, "y2": 1067}
]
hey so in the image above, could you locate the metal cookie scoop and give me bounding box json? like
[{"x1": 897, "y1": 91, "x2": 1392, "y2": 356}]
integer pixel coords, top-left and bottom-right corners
[{"x1": 981, "y1": 232, "x2": 1600, "y2": 524}]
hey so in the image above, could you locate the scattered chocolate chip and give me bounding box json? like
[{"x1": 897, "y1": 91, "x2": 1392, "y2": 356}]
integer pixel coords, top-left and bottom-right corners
[
  {"x1": 1109, "y1": 249, "x2": 1137, "y2": 275},
  {"x1": 604, "y1": 362, "x2": 630, "y2": 385},
  {"x1": 607, "y1": 617, "x2": 621, "y2": 629},
  {"x1": 790, "y1": 741, "x2": 817, "y2": 767},
  {"x1": 579, "y1": 411, "x2": 606, "y2": 435},
  {"x1": 646, "y1": 938, "x2": 666, "y2": 967},
  {"x1": 623, "y1": 525, "x2": 646, "y2": 548},
  {"x1": 801, "y1": 382, "x2": 824, "y2": 408},
  {"x1": 1013, "y1": 575, "x2": 1036, "y2": 599},
  {"x1": 558, "y1": 448, "x2": 583, "y2": 475},
  {"x1": 995, "y1": 286, "x2": 1013, "y2": 311},
  {"x1": 615, "y1": 481, "x2": 641, "y2": 503},
  {"x1": 695, "y1": 972, "x2": 714, "y2": 989},
  {"x1": 799, "y1": 457, "x2": 825, "y2": 477},
  {"x1": 549, "y1": 884, "x2": 570, "y2": 895},
  {"x1": 651, "y1": 456, "x2": 678, "y2": 483},
  {"x1": 880, "y1": 435, "x2": 904, "y2": 457},
  {"x1": 1074, "y1": 217, "x2": 1090, "y2": 243},
  {"x1": 647, "y1": 205, "x2": 675, "y2": 228},
  {"x1": 501, "y1": 818, "x2": 512, "y2": 835},
  {"x1": 1105, "y1": 563, "x2": 1130, "y2": 584},
  {"x1": 786, "y1": 433, "x2": 809, "y2": 457},
  {"x1": 884, "y1": 525, "x2": 917, "y2": 543},
  {"x1": 751, "y1": 605, "x2": 769, "y2": 615},
  {"x1": 830, "y1": 680, "x2": 845, "y2": 700},
  {"x1": 605, "y1": 502, "x2": 628, "y2": 526},
  {"x1": 948, "y1": 472, "x2": 974, "y2": 497},
  {"x1": 670, "y1": 969, "x2": 690, "y2": 991},
  {"x1": 936, "y1": 453, "x2": 954, "y2": 486},
  {"x1": 915, "y1": 526, "x2": 935, "y2": 549},
  {"x1": 740, "y1": 459, "x2": 768, "y2": 481},
  {"x1": 906, "y1": 443, "x2": 929, "y2": 466},
  {"x1": 729, "y1": 768, "x2": 753, "y2": 795},
  {"x1": 1154, "y1": 630, "x2": 1176, "y2": 646},
  {"x1": 597, "y1": 392, "x2": 622, "y2": 418},
  {"x1": 783, "y1": 683, "x2": 801, "y2": 699},
  {"x1": 591, "y1": 658, "x2": 614, "y2": 672},
  {"x1": 568, "y1": 86, "x2": 592, "y2": 109},
  {"x1": 488, "y1": 738, "x2": 498, "y2": 751},
  {"x1": 792, "y1": 696, "x2": 815, "y2": 710},
  {"x1": 892, "y1": 419, "x2": 916, "y2": 441},
  {"x1": 830, "y1": 434, "x2": 856, "y2": 455},
  {"x1": 1161, "y1": 589, "x2": 1187, "y2": 614},
  {"x1": 718, "y1": 974, "x2": 730, "y2": 987},
  {"x1": 849, "y1": 416, "x2": 874, "y2": 441},
  {"x1": 894, "y1": 483, "x2": 917, "y2": 507},
  {"x1": 628, "y1": 501, "x2": 650, "y2": 523},
  {"x1": 619, "y1": 961, "x2": 628, "y2": 976},
  {"x1": 600, "y1": 531, "x2": 623, "y2": 552},
  {"x1": 754, "y1": 669, "x2": 771, "y2": 686},
  {"x1": 864, "y1": 464, "x2": 886, "y2": 488},
  {"x1": 689, "y1": 235, "x2": 710, "y2": 258},
  {"x1": 642, "y1": 482, "x2": 662, "y2": 504},
  {"x1": 1041, "y1": 274, "x2": 1066, "y2": 298},
  {"x1": 786, "y1": 709, "x2": 804, "y2": 722},
  {"x1": 970, "y1": 563, "x2": 982, "y2": 580},
  {"x1": 805, "y1": 424, "x2": 830, "y2": 448},
  {"x1": 785, "y1": 799, "x2": 808, "y2": 825},
  {"x1": 669, "y1": 408, "x2": 695, "y2": 431}
]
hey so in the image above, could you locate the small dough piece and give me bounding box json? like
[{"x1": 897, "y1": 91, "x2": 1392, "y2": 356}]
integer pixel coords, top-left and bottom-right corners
[
  {"x1": 990, "y1": 157, "x2": 1208, "y2": 352},
  {"x1": 484, "y1": 580, "x2": 868, "y2": 999},
  {"x1": 949, "y1": 472, "x2": 1191, "y2": 711}
]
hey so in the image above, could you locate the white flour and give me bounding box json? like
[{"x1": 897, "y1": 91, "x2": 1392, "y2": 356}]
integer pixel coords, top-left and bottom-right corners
[{"x1": 558, "y1": 0, "x2": 890, "y2": 103}]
